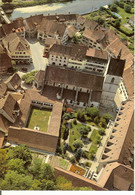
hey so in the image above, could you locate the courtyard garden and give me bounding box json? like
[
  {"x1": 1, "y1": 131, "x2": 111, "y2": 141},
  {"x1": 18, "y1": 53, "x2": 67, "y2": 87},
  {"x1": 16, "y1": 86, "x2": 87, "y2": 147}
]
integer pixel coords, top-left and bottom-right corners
[
  {"x1": 57, "y1": 106, "x2": 113, "y2": 164},
  {"x1": 27, "y1": 108, "x2": 51, "y2": 132}
]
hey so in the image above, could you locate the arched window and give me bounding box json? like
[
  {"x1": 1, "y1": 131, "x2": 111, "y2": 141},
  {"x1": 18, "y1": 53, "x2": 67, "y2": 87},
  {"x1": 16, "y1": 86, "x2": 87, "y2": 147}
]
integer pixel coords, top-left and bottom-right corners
[{"x1": 111, "y1": 77, "x2": 115, "y2": 83}]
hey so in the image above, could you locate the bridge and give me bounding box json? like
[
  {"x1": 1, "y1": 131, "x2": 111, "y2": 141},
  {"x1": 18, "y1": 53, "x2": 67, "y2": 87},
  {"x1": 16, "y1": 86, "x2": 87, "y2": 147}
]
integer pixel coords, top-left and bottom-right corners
[{"x1": 0, "y1": 7, "x2": 11, "y2": 24}]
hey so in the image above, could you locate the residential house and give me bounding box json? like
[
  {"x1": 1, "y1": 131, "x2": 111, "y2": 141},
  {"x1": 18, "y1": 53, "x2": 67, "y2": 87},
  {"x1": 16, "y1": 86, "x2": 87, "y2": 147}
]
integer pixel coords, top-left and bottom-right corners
[
  {"x1": 34, "y1": 70, "x2": 45, "y2": 89},
  {"x1": 2, "y1": 33, "x2": 31, "y2": 64},
  {"x1": 62, "y1": 25, "x2": 78, "y2": 43},
  {"x1": 48, "y1": 44, "x2": 109, "y2": 74},
  {"x1": 44, "y1": 38, "x2": 61, "y2": 57},
  {"x1": 0, "y1": 80, "x2": 7, "y2": 98},
  {"x1": 5, "y1": 73, "x2": 21, "y2": 91},
  {"x1": 75, "y1": 15, "x2": 98, "y2": 31},
  {"x1": 84, "y1": 48, "x2": 108, "y2": 74},
  {"x1": 44, "y1": 13, "x2": 78, "y2": 27},
  {"x1": 82, "y1": 27, "x2": 105, "y2": 50},
  {"x1": 24, "y1": 14, "x2": 43, "y2": 38},
  {"x1": 106, "y1": 37, "x2": 134, "y2": 69},
  {"x1": 0, "y1": 94, "x2": 20, "y2": 123},
  {"x1": 2, "y1": 17, "x2": 26, "y2": 38},
  {"x1": 0, "y1": 44, "x2": 12, "y2": 73},
  {"x1": 37, "y1": 18, "x2": 67, "y2": 44}
]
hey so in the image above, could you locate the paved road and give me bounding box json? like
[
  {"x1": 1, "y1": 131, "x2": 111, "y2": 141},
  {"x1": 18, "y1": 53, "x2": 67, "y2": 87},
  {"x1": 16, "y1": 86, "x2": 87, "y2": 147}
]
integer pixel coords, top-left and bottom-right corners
[{"x1": 27, "y1": 38, "x2": 48, "y2": 71}]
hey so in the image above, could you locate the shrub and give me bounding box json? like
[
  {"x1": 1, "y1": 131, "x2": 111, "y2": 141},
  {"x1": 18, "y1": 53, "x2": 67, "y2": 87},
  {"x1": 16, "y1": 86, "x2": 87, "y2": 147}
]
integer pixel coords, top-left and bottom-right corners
[
  {"x1": 102, "y1": 114, "x2": 113, "y2": 123},
  {"x1": 79, "y1": 127, "x2": 89, "y2": 137},
  {"x1": 73, "y1": 119, "x2": 77, "y2": 125},
  {"x1": 84, "y1": 162, "x2": 91, "y2": 167},
  {"x1": 119, "y1": 1, "x2": 124, "y2": 8},
  {"x1": 124, "y1": 4, "x2": 131, "y2": 13},
  {"x1": 110, "y1": 4, "x2": 118, "y2": 12},
  {"x1": 73, "y1": 140, "x2": 84, "y2": 149},
  {"x1": 62, "y1": 128, "x2": 69, "y2": 141},
  {"x1": 22, "y1": 71, "x2": 37, "y2": 85},
  {"x1": 99, "y1": 128, "x2": 106, "y2": 136},
  {"x1": 94, "y1": 116, "x2": 100, "y2": 124},
  {"x1": 69, "y1": 156, "x2": 76, "y2": 164},
  {"x1": 86, "y1": 107, "x2": 99, "y2": 118},
  {"x1": 96, "y1": 17, "x2": 105, "y2": 25},
  {"x1": 114, "y1": 19, "x2": 121, "y2": 28},
  {"x1": 77, "y1": 109, "x2": 86, "y2": 122},
  {"x1": 62, "y1": 113, "x2": 71, "y2": 120}
]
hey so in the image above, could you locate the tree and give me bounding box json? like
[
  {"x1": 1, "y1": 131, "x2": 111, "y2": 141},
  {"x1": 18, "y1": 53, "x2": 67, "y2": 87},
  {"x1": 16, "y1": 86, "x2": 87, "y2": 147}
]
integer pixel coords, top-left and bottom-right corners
[
  {"x1": 79, "y1": 127, "x2": 89, "y2": 137},
  {"x1": 2, "y1": 0, "x2": 12, "y2": 2},
  {"x1": 22, "y1": 71, "x2": 37, "y2": 85},
  {"x1": 77, "y1": 109, "x2": 86, "y2": 122},
  {"x1": 63, "y1": 128, "x2": 69, "y2": 140},
  {"x1": 102, "y1": 114, "x2": 113, "y2": 123},
  {"x1": 29, "y1": 158, "x2": 42, "y2": 179},
  {"x1": 110, "y1": 4, "x2": 118, "y2": 12},
  {"x1": 69, "y1": 156, "x2": 76, "y2": 164},
  {"x1": 30, "y1": 179, "x2": 42, "y2": 190},
  {"x1": 0, "y1": 149, "x2": 9, "y2": 178},
  {"x1": 40, "y1": 179, "x2": 55, "y2": 190},
  {"x1": 40, "y1": 164, "x2": 54, "y2": 181},
  {"x1": 56, "y1": 176, "x2": 73, "y2": 190},
  {"x1": 7, "y1": 159, "x2": 26, "y2": 174},
  {"x1": 99, "y1": 128, "x2": 106, "y2": 136},
  {"x1": 7, "y1": 145, "x2": 32, "y2": 168},
  {"x1": 86, "y1": 107, "x2": 99, "y2": 118},
  {"x1": 124, "y1": 4, "x2": 131, "y2": 13},
  {"x1": 75, "y1": 148, "x2": 83, "y2": 161},
  {"x1": 114, "y1": 19, "x2": 121, "y2": 28},
  {"x1": 73, "y1": 140, "x2": 84, "y2": 149},
  {"x1": 96, "y1": 17, "x2": 105, "y2": 25},
  {"x1": 0, "y1": 171, "x2": 33, "y2": 190},
  {"x1": 119, "y1": 1, "x2": 124, "y2": 8},
  {"x1": 71, "y1": 34, "x2": 82, "y2": 44}
]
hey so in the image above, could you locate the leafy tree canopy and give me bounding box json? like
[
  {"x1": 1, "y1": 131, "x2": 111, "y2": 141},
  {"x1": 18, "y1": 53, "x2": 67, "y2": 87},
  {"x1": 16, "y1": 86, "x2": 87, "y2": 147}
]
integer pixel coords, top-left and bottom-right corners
[
  {"x1": 0, "y1": 149, "x2": 9, "y2": 178},
  {"x1": 0, "y1": 171, "x2": 33, "y2": 190},
  {"x1": 73, "y1": 140, "x2": 84, "y2": 149},
  {"x1": 7, "y1": 145, "x2": 32, "y2": 168},
  {"x1": 86, "y1": 107, "x2": 99, "y2": 118}
]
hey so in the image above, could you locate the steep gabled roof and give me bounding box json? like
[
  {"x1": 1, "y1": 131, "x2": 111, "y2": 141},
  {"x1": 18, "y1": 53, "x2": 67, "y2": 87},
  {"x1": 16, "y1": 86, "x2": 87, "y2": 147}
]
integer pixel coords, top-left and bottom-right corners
[{"x1": 2, "y1": 33, "x2": 31, "y2": 55}]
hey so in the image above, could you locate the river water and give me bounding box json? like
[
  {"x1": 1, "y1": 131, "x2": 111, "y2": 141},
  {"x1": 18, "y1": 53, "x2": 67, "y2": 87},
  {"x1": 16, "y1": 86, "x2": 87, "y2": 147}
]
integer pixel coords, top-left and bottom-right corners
[{"x1": 10, "y1": 0, "x2": 120, "y2": 20}]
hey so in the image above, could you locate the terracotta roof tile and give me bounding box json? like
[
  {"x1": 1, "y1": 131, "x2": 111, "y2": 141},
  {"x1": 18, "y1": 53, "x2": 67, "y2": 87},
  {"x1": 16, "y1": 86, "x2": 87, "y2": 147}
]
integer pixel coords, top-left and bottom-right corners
[{"x1": 45, "y1": 66, "x2": 104, "y2": 90}]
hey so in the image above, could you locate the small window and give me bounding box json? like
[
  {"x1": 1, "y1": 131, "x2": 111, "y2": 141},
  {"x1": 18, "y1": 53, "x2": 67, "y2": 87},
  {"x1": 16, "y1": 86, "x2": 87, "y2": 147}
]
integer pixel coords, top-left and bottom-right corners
[{"x1": 111, "y1": 77, "x2": 115, "y2": 83}]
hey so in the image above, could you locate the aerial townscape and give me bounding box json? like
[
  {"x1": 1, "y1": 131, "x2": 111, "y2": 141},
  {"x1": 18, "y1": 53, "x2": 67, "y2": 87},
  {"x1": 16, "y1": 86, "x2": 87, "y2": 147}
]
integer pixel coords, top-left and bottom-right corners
[{"x1": 0, "y1": 0, "x2": 134, "y2": 191}]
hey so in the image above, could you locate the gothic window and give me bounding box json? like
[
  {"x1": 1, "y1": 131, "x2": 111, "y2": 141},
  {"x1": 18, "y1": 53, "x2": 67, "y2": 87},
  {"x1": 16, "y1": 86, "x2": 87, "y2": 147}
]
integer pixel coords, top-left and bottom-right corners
[{"x1": 111, "y1": 77, "x2": 115, "y2": 83}]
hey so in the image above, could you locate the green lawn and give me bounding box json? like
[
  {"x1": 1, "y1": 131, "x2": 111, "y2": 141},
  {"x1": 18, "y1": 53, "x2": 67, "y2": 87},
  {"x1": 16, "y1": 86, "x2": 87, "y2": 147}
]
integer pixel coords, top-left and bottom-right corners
[
  {"x1": 89, "y1": 143, "x2": 98, "y2": 154},
  {"x1": 27, "y1": 108, "x2": 51, "y2": 132},
  {"x1": 69, "y1": 123, "x2": 85, "y2": 150},
  {"x1": 90, "y1": 129, "x2": 100, "y2": 144},
  {"x1": 117, "y1": 7, "x2": 133, "y2": 25}
]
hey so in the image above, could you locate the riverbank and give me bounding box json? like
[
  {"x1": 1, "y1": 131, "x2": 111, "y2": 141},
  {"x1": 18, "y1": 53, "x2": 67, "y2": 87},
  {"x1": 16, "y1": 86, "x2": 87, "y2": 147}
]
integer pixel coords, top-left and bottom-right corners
[{"x1": 11, "y1": 0, "x2": 74, "y2": 8}]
